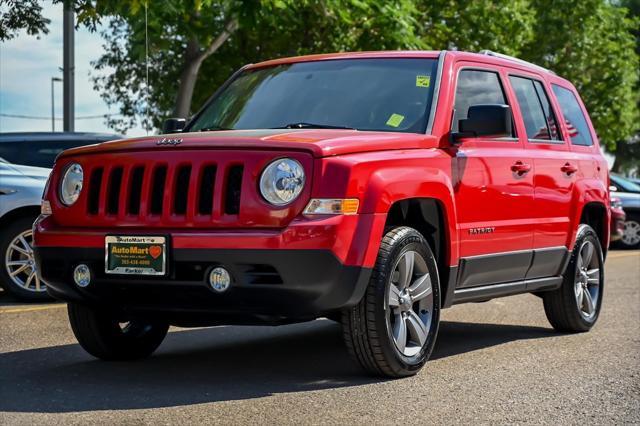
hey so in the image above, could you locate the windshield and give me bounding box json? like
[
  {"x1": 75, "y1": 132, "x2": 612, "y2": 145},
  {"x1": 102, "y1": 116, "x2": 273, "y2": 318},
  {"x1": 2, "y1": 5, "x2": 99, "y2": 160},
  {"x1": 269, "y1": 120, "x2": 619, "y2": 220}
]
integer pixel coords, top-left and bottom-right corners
[{"x1": 189, "y1": 58, "x2": 439, "y2": 134}]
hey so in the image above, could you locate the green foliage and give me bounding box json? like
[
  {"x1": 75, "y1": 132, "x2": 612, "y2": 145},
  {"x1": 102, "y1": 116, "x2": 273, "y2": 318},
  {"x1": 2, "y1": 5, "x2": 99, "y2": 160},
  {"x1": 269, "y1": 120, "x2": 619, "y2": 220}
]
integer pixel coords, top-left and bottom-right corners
[
  {"x1": 521, "y1": 0, "x2": 639, "y2": 150},
  {"x1": 416, "y1": 0, "x2": 536, "y2": 55},
  {"x1": 0, "y1": 0, "x2": 50, "y2": 41},
  {"x1": 4, "y1": 0, "x2": 639, "y2": 154}
]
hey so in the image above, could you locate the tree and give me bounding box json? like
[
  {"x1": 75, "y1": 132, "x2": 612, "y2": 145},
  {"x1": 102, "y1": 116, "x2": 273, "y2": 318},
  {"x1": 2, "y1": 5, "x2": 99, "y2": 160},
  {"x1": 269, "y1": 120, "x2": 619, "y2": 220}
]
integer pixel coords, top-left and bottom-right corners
[
  {"x1": 521, "y1": 0, "x2": 639, "y2": 152},
  {"x1": 0, "y1": 0, "x2": 50, "y2": 41},
  {"x1": 416, "y1": 0, "x2": 536, "y2": 55}
]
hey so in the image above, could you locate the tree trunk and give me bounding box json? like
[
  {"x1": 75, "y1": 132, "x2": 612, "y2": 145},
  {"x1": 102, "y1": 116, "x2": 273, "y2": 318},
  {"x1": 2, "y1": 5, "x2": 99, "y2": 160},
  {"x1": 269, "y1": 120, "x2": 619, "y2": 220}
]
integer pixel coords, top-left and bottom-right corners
[{"x1": 173, "y1": 19, "x2": 239, "y2": 118}]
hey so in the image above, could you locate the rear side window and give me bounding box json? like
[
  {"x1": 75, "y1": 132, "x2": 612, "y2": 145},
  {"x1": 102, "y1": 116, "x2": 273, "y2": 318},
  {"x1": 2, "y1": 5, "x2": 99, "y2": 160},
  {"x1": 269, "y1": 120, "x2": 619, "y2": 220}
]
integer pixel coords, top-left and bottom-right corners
[
  {"x1": 552, "y1": 85, "x2": 594, "y2": 146},
  {"x1": 452, "y1": 70, "x2": 509, "y2": 133},
  {"x1": 509, "y1": 76, "x2": 560, "y2": 141}
]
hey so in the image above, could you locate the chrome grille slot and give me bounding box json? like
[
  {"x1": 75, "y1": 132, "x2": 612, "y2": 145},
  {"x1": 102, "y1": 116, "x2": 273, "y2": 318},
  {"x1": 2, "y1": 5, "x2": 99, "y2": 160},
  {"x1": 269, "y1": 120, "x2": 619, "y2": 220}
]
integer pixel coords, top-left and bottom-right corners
[
  {"x1": 106, "y1": 167, "x2": 123, "y2": 215},
  {"x1": 87, "y1": 167, "x2": 103, "y2": 215},
  {"x1": 198, "y1": 164, "x2": 217, "y2": 215},
  {"x1": 224, "y1": 165, "x2": 243, "y2": 215},
  {"x1": 173, "y1": 165, "x2": 192, "y2": 215},
  {"x1": 127, "y1": 166, "x2": 144, "y2": 215},
  {"x1": 149, "y1": 165, "x2": 167, "y2": 215}
]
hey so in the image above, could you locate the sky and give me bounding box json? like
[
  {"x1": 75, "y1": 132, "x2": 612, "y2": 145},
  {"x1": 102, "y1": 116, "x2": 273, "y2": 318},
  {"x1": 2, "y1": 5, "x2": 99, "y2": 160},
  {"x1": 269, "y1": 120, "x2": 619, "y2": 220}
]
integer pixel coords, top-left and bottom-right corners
[{"x1": 0, "y1": 2, "x2": 145, "y2": 136}]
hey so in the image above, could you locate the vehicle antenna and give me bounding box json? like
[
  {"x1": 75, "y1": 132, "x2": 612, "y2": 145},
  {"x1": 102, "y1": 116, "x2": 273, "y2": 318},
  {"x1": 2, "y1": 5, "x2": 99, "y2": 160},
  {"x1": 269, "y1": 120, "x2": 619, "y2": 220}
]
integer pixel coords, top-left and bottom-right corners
[{"x1": 145, "y1": 1, "x2": 150, "y2": 135}]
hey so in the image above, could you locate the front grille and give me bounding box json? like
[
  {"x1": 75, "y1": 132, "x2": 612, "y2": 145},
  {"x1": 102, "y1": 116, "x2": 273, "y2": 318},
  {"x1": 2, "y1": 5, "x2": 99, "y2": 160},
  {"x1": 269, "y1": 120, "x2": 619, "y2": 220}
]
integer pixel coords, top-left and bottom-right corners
[
  {"x1": 84, "y1": 158, "x2": 245, "y2": 220},
  {"x1": 55, "y1": 149, "x2": 311, "y2": 229}
]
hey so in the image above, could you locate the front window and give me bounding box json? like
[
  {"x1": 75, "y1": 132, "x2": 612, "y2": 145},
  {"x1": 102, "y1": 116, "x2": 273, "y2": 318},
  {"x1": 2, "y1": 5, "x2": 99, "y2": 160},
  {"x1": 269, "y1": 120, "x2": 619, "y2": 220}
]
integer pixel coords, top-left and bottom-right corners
[{"x1": 189, "y1": 58, "x2": 439, "y2": 134}]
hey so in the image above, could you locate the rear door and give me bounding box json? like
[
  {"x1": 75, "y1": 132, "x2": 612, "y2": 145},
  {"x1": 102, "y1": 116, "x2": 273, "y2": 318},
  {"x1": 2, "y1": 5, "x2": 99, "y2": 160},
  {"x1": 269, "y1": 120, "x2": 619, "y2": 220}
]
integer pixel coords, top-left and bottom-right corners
[
  {"x1": 508, "y1": 74, "x2": 575, "y2": 250},
  {"x1": 451, "y1": 64, "x2": 535, "y2": 288}
]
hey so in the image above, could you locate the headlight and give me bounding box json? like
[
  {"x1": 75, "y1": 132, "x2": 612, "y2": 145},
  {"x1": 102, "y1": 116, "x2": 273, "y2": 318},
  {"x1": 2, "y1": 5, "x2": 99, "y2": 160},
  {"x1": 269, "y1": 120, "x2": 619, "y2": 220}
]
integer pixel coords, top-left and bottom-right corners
[
  {"x1": 259, "y1": 158, "x2": 305, "y2": 206},
  {"x1": 59, "y1": 162, "x2": 83, "y2": 206}
]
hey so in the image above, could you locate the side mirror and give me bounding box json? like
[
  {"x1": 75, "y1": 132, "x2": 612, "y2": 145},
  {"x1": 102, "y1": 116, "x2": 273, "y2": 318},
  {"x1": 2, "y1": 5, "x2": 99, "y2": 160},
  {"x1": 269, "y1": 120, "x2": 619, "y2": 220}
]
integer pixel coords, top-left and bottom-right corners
[
  {"x1": 609, "y1": 185, "x2": 618, "y2": 192},
  {"x1": 163, "y1": 118, "x2": 186, "y2": 134},
  {"x1": 454, "y1": 104, "x2": 512, "y2": 142}
]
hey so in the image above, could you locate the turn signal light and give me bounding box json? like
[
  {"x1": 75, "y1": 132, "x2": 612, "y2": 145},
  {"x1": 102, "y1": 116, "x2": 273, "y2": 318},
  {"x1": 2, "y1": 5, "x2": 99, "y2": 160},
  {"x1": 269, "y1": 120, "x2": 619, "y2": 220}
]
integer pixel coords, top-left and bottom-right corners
[
  {"x1": 41, "y1": 200, "x2": 52, "y2": 216},
  {"x1": 303, "y1": 198, "x2": 359, "y2": 215}
]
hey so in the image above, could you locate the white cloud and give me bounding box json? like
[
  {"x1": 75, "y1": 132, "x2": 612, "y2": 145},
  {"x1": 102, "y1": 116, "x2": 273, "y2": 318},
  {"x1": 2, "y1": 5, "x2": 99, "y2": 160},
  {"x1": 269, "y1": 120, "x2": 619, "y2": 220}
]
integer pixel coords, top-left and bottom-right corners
[{"x1": 0, "y1": 1, "x2": 146, "y2": 136}]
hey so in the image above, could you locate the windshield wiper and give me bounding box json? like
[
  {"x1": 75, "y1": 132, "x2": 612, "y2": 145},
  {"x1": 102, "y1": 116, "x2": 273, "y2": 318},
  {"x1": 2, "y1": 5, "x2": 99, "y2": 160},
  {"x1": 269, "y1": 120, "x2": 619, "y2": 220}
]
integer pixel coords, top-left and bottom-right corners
[
  {"x1": 274, "y1": 122, "x2": 356, "y2": 130},
  {"x1": 199, "y1": 125, "x2": 234, "y2": 131}
]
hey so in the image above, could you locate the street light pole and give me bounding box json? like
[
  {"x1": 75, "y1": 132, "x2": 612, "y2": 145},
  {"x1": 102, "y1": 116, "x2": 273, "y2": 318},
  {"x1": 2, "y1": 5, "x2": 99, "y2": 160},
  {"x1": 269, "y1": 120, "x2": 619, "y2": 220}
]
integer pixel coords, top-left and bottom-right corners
[
  {"x1": 63, "y1": 2, "x2": 75, "y2": 132},
  {"x1": 51, "y1": 77, "x2": 62, "y2": 132}
]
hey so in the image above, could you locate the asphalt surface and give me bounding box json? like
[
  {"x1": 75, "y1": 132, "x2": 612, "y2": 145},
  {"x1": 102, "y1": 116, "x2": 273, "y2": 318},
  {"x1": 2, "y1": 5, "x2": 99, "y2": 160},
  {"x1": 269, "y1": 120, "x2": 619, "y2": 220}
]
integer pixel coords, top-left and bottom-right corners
[{"x1": 0, "y1": 250, "x2": 638, "y2": 425}]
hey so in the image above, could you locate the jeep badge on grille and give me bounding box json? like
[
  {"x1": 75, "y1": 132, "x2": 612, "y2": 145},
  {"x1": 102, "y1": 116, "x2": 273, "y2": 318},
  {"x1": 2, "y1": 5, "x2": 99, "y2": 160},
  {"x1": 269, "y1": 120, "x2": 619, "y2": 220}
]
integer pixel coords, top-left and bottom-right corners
[{"x1": 156, "y1": 138, "x2": 182, "y2": 146}]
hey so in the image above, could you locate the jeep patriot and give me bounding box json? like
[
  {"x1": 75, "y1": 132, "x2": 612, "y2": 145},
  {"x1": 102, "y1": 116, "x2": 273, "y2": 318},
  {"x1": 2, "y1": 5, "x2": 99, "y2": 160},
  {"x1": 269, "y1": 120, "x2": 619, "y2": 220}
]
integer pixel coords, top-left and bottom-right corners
[{"x1": 34, "y1": 50, "x2": 610, "y2": 377}]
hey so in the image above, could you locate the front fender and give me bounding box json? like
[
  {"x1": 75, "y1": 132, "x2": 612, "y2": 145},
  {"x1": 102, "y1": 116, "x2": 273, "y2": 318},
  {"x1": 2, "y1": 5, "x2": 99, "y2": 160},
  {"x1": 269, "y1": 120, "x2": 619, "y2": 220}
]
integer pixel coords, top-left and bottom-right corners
[{"x1": 313, "y1": 149, "x2": 459, "y2": 267}]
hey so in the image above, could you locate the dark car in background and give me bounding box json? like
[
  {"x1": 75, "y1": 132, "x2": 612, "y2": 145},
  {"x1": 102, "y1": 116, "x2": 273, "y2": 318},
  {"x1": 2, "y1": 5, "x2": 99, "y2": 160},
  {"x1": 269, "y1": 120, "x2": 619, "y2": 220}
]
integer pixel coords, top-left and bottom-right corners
[
  {"x1": 0, "y1": 132, "x2": 121, "y2": 301},
  {"x1": 610, "y1": 174, "x2": 640, "y2": 249},
  {"x1": 0, "y1": 132, "x2": 121, "y2": 168}
]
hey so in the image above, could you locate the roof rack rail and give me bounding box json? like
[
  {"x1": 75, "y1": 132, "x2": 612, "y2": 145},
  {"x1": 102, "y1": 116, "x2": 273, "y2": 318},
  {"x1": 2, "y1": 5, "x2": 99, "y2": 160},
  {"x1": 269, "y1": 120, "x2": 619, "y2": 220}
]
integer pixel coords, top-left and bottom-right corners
[{"x1": 478, "y1": 50, "x2": 556, "y2": 75}]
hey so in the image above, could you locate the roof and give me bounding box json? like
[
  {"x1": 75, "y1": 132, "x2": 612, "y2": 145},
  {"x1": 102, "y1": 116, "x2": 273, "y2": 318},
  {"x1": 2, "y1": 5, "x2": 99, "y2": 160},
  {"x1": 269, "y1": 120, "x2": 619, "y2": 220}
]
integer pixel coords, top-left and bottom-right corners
[{"x1": 247, "y1": 50, "x2": 556, "y2": 76}]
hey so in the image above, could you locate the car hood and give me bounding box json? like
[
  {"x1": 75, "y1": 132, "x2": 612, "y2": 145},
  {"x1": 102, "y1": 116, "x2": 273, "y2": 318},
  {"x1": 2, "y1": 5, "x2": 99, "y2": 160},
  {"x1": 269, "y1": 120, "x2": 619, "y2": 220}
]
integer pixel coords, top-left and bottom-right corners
[
  {"x1": 58, "y1": 129, "x2": 440, "y2": 159},
  {"x1": 0, "y1": 162, "x2": 50, "y2": 181}
]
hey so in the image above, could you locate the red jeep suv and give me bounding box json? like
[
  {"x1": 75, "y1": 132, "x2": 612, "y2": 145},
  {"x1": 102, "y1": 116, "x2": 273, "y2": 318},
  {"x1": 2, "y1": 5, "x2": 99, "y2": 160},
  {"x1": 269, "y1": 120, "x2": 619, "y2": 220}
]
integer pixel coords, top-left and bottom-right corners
[{"x1": 34, "y1": 50, "x2": 610, "y2": 377}]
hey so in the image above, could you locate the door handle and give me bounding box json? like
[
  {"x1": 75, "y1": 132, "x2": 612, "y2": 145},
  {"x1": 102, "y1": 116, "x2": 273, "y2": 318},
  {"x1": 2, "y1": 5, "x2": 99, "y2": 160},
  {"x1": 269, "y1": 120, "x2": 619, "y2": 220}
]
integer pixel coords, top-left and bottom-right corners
[
  {"x1": 511, "y1": 161, "x2": 531, "y2": 176},
  {"x1": 561, "y1": 162, "x2": 578, "y2": 175}
]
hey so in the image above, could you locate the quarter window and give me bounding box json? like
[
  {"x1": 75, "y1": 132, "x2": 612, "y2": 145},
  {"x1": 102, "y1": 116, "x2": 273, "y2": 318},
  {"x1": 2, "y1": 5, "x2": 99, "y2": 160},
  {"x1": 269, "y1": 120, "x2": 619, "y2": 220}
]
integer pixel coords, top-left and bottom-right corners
[
  {"x1": 509, "y1": 76, "x2": 561, "y2": 141},
  {"x1": 452, "y1": 70, "x2": 510, "y2": 134},
  {"x1": 552, "y1": 85, "x2": 594, "y2": 146}
]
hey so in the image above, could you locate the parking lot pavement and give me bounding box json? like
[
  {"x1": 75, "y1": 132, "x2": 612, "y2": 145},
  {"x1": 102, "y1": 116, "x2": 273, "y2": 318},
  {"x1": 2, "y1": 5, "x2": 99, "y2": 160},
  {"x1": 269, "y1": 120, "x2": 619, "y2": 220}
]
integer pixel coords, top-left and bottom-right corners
[{"x1": 0, "y1": 250, "x2": 638, "y2": 424}]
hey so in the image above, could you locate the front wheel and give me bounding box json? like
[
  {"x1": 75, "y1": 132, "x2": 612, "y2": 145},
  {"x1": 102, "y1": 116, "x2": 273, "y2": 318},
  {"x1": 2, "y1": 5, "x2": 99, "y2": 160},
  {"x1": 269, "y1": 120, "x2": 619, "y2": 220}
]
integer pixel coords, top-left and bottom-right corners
[
  {"x1": 543, "y1": 224, "x2": 604, "y2": 332},
  {"x1": 342, "y1": 226, "x2": 440, "y2": 377},
  {"x1": 68, "y1": 303, "x2": 169, "y2": 361}
]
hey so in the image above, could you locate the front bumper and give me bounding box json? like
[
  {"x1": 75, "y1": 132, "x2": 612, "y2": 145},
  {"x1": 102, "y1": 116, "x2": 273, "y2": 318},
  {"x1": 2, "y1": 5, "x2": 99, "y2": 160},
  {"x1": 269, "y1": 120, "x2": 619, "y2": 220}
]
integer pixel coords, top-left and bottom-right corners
[{"x1": 33, "y1": 214, "x2": 384, "y2": 324}]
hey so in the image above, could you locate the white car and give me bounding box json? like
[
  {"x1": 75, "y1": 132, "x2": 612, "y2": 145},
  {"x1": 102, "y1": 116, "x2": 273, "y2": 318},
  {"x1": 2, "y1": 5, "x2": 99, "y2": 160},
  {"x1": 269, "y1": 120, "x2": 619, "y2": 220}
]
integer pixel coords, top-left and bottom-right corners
[{"x1": 0, "y1": 159, "x2": 50, "y2": 300}]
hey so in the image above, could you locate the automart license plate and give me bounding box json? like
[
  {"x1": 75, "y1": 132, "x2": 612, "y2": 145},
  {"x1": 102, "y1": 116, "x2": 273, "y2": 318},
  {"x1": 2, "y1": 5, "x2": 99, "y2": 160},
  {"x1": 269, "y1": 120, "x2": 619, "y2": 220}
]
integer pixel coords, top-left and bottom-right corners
[{"x1": 105, "y1": 236, "x2": 166, "y2": 275}]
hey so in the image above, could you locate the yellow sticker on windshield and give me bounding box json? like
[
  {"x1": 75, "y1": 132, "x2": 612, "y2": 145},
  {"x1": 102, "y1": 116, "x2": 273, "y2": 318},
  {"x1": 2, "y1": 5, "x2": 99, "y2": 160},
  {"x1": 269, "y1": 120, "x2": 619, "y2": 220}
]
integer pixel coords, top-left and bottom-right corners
[
  {"x1": 386, "y1": 113, "x2": 405, "y2": 128},
  {"x1": 416, "y1": 75, "x2": 430, "y2": 88}
]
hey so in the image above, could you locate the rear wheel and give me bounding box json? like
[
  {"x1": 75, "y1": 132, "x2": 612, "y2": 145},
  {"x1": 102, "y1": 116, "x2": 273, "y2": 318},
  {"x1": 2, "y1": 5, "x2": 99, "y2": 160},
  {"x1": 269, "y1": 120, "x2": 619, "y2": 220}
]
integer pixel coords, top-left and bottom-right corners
[
  {"x1": 543, "y1": 224, "x2": 604, "y2": 332},
  {"x1": 68, "y1": 303, "x2": 169, "y2": 360},
  {"x1": 342, "y1": 226, "x2": 440, "y2": 377}
]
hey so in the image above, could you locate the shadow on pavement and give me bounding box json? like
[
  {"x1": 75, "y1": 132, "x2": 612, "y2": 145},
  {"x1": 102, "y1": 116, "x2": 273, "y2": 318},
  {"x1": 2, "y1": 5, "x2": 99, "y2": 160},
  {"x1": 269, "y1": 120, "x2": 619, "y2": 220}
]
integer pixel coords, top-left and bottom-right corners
[{"x1": 0, "y1": 319, "x2": 557, "y2": 413}]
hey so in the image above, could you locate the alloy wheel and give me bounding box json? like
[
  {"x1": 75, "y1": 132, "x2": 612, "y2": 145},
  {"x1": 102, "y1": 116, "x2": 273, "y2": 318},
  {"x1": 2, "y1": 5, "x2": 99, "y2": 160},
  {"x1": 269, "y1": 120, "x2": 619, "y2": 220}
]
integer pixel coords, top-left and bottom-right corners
[
  {"x1": 4, "y1": 229, "x2": 44, "y2": 293},
  {"x1": 622, "y1": 220, "x2": 640, "y2": 247},
  {"x1": 386, "y1": 249, "x2": 434, "y2": 357},
  {"x1": 573, "y1": 240, "x2": 600, "y2": 321}
]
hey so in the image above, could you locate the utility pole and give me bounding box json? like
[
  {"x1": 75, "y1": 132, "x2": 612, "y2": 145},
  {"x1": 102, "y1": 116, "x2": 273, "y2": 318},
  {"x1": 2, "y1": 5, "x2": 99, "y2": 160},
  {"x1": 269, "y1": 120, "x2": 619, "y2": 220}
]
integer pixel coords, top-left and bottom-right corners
[{"x1": 63, "y1": 2, "x2": 75, "y2": 132}]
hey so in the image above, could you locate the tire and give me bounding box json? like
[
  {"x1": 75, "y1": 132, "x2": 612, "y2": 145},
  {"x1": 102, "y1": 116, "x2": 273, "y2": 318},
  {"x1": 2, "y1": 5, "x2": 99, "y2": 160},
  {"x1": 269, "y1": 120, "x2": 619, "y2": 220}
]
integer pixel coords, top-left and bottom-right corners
[
  {"x1": 0, "y1": 215, "x2": 51, "y2": 301},
  {"x1": 619, "y1": 214, "x2": 640, "y2": 249},
  {"x1": 543, "y1": 224, "x2": 604, "y2": 332},
  {"x1": 342, "y1": 226, "x2": 440, "y2": 377},
  {"x1": 68, "y1": 303, "x2": 169, "y2": 361}
]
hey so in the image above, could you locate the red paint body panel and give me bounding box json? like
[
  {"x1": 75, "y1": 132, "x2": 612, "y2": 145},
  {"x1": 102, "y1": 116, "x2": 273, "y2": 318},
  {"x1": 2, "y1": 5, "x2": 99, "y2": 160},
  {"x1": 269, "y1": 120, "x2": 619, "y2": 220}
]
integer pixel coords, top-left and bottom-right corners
[{"x1": 35, "y1": 50, "x2": 610, "y2": 279}]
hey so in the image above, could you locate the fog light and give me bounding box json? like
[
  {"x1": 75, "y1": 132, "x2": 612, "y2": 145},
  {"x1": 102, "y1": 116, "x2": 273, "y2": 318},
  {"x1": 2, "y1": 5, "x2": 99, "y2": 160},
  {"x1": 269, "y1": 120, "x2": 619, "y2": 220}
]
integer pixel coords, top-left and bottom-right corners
[
  {"x1": 209, "y1": 267, "x2": 231, "y2": 293},
  {"x1": 73, "y1": 264, "x2": 91, "y2": 287}
]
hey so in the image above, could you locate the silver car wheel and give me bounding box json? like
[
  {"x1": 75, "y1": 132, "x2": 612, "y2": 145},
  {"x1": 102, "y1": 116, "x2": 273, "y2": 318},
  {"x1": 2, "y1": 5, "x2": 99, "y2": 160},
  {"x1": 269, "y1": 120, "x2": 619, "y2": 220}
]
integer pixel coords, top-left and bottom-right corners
[
  {"x1": 386, "y1": 249, "x2": 433, "y2": 357},
  {"x1": 4, "y1": 229, "x2": 44, "y2": 293},
  {"x1": 622, "y1": 220, "x2": 640, "y2": 246},
  {"x1": 573, "y1": 240, "x2": 600, "y2": 321}
]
